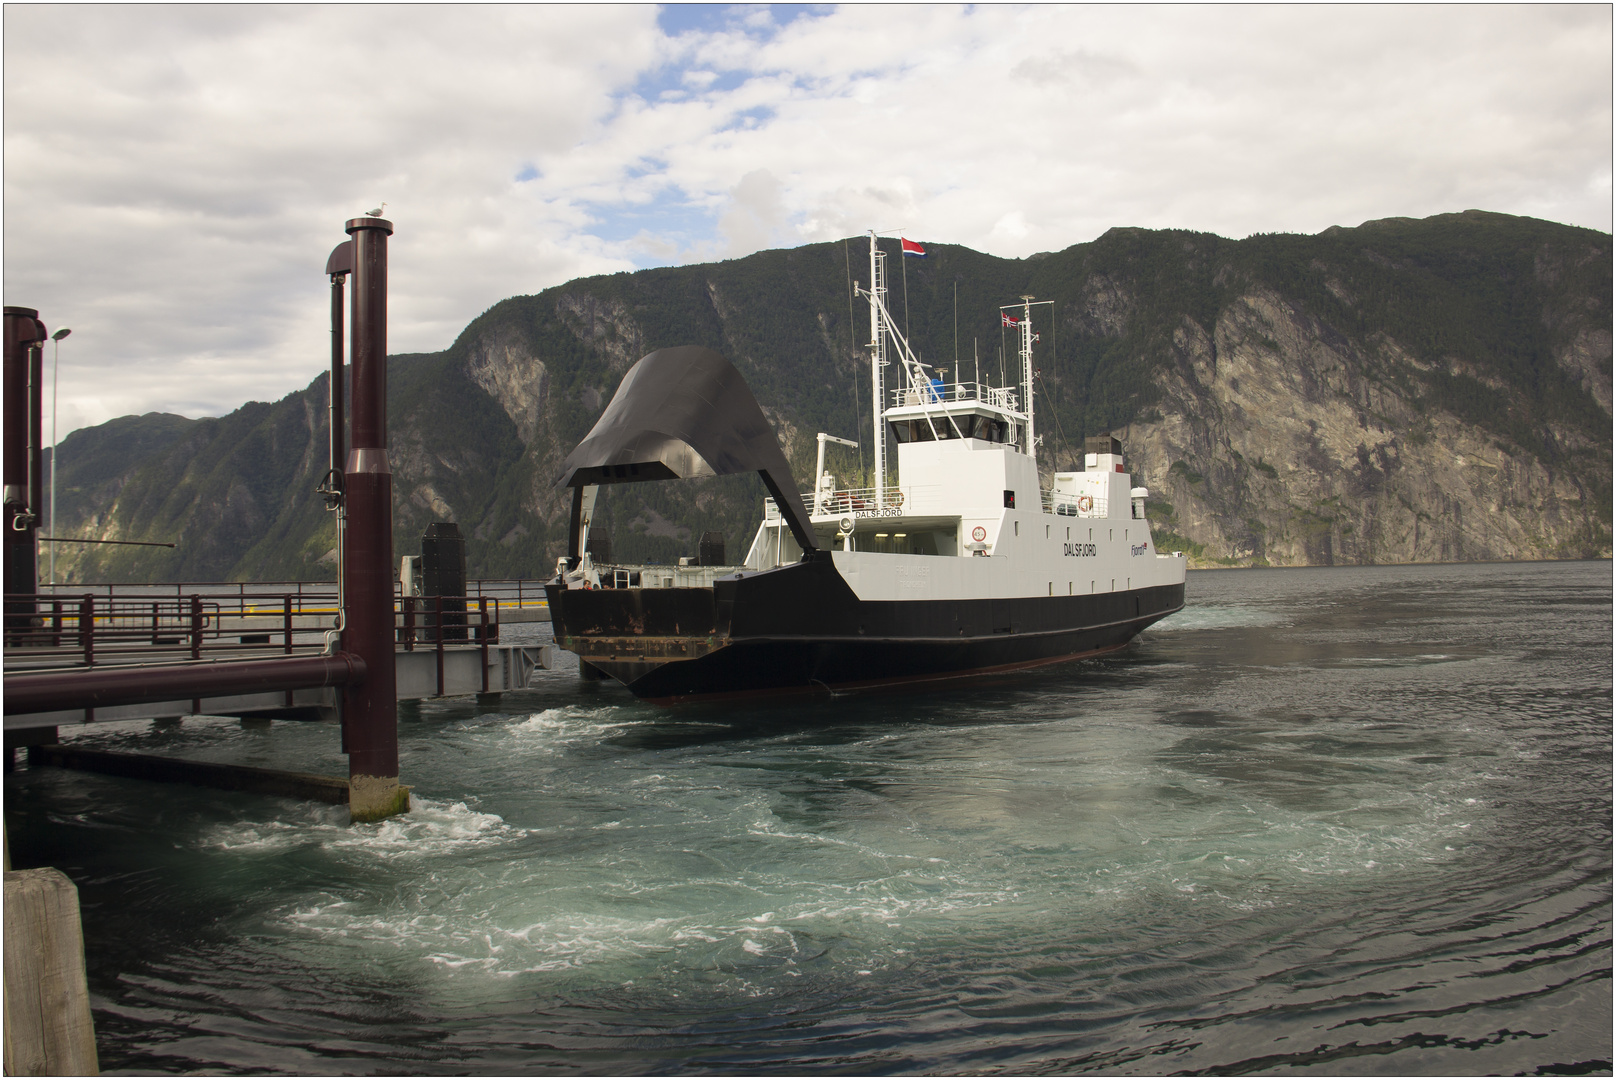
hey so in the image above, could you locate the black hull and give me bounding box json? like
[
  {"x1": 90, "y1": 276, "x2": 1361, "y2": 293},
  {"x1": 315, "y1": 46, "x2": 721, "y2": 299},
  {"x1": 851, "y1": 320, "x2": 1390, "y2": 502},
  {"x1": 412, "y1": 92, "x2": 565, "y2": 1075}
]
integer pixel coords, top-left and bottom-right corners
[{"x1": 546, "y1": 552, "x2": 1184, "y2": 703}]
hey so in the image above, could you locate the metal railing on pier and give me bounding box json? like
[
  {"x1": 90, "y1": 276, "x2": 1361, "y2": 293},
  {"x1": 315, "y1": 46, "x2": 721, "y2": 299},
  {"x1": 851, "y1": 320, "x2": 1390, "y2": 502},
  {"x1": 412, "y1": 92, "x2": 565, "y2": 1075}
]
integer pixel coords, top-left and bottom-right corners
[
  {"x1": 395, "y1": 594, "x2": 500, "y2": 697},
  {"x1": 6, "y1": 591, "x2": 335, "y2": 667},
  {"x1": 34, "y1": 579, "x2": 336, "y2": 606},
  {"x1": 462, "y1": 579, "x2": 549, "y2": 610},
  {"x1": 3, "y1": 590, "x2": 501, "y2": 673},
  {"x1": 32, "y1": 578, "x2": 552, "y2": 610}
]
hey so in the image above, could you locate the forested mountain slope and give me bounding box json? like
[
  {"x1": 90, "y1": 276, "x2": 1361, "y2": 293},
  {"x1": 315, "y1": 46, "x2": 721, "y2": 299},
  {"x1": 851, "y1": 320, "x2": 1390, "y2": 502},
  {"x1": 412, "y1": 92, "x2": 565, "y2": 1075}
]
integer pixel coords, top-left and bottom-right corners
[{"x1": 49, "y1": 210, "x2": 1611, "y2": 582}]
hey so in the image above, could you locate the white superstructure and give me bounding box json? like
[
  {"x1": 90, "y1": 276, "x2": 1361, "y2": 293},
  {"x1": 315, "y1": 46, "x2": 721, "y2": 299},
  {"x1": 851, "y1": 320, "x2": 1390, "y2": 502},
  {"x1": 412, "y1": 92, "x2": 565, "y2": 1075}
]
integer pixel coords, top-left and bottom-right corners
[{"x1": 743, "y1": 232, "x2": 1187, "y2": 604}]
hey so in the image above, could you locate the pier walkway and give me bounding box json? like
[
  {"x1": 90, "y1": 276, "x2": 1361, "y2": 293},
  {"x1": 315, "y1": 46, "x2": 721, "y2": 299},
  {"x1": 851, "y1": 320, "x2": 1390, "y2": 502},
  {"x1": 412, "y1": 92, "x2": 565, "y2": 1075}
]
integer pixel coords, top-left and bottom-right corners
[{"x1": 4, "y1": 580, "x2": 556, "y2": 735}]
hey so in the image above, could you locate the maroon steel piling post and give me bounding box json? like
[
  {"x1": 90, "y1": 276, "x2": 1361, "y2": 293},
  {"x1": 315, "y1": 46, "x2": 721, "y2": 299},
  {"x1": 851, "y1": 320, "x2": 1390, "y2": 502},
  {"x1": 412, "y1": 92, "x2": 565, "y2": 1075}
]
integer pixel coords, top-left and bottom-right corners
[
  {"x1": 4, "y1": 307, "x2": 47, "y2": 636},
  {"x1": 434, "y1": 594, "x2": 445, "y2": 697},
  {"x1": 79, "y1": 595, "x2": 93, "y2": 666},
  {"x1": 282, "y1": 595, "x2": 295, "y2": 704},
  {"x1": 189, "y1": 595, "x2": 202, "y2": 660},
  {"x1": 339, "y1": 215, "x2": 408, "y2": 823},
  {"x1": 479, "y1": 597, "x2": 489, "y2": 692}
]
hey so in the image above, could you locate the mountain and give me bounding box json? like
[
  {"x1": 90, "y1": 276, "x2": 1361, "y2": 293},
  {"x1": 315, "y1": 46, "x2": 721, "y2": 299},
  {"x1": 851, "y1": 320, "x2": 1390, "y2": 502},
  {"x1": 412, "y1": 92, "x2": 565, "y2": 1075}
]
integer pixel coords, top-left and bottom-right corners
[{"x1": 47, "y1": 210, "x2": 1612, "y2": 584}]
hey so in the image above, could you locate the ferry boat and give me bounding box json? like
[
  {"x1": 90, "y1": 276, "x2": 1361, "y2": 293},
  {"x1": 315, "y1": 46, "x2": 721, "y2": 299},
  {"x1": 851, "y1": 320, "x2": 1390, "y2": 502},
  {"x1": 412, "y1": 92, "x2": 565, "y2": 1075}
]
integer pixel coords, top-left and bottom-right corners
[{"x1": 544, "y1": 232, "x2": 1187, "y2": 701}]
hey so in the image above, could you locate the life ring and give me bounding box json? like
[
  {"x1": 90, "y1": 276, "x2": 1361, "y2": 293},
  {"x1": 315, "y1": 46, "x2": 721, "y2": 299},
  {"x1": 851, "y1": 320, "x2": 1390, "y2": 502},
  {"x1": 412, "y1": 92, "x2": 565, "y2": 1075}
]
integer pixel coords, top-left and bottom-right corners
[
  {"x1": 1077, "y1": 495, "x2": 1093, "y2": 512},
  {"x1": 972, "y1": 526, "x2": 987, "y2": 542}
]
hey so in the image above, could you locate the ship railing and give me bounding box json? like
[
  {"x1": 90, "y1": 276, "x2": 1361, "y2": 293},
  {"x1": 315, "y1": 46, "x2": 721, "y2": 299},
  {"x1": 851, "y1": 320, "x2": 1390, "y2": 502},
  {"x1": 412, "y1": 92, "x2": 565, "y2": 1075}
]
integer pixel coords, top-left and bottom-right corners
[
  {"x1": 889, "y1": 381, "x2": 1020, "y2": 412},
  {"x1": 1042, "y1": 488, "x2": 1109, "y2": 517},
  {"x1": 772, "y1": 487, "x2": 912, "y2": 520},
  {"x1": 585, "y1": 564, "x2": 742, "y2": 590},
  {"x1": 983, "y1": 385, "x2": 1020, "y2": 411},
  {"x1": 3, "y1": 590, "x2": 499, "y2": 670}
]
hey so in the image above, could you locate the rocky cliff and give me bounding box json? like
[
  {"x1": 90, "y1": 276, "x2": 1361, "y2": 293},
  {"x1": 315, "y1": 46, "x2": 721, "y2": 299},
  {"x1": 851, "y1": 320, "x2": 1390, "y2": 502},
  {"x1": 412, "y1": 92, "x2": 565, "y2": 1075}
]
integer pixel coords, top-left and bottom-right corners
[
  {"x1": 1120, "y1": 217, "x2": 1610, "y2": 565},
  {"x1": 47, "y1": 211, "x2": 1611, "y2": 583},
  {"x1": 1135, "y1": 287, "x2": 1605, "y2": 566}
]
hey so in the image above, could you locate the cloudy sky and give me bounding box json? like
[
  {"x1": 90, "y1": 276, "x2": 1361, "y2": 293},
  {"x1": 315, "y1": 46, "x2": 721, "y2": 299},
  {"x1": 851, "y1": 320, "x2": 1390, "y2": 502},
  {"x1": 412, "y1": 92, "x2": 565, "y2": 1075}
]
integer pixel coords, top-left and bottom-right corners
[{"x1": 6, "y1": 3, "x2": 1610, "y2": 440}]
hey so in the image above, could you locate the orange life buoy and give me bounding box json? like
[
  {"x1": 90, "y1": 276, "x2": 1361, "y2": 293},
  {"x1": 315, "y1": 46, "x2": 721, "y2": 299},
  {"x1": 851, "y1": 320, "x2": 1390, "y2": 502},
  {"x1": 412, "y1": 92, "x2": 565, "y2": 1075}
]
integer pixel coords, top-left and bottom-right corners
[{"x1": 1077, "y1": 494, "x2": 1093, "y2": 512}]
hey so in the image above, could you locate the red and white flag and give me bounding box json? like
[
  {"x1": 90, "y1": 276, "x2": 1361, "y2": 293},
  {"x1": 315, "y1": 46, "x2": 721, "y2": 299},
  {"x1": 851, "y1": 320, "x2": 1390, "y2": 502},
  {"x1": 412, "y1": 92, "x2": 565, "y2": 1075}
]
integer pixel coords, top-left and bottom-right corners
[
  {"x1": 1002, "y1": 312, "x2": 1018, "y2": 327},
  {"x1": 900, "y1": 237, "x2": 926, "y2": 257}
]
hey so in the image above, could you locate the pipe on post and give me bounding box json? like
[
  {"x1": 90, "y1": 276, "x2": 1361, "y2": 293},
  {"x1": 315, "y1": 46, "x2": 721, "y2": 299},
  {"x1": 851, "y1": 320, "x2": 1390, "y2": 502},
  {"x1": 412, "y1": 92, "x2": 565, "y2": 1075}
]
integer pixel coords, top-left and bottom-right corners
[
  {"x1": 324, "y1": 240, "x2": 353, "y2": 493},
  {"x1": 28, "y1": 332, "x2": 44, "y2": 569},
  {"x1": 4, "y1": 652, "x2": 368, "y2": 715},
  {"x1": 331, "y1": 269, "x2": 346, "y2": 476},
  {"x1": 339, "y1": 216, "x2": 407, "y2": 823}
]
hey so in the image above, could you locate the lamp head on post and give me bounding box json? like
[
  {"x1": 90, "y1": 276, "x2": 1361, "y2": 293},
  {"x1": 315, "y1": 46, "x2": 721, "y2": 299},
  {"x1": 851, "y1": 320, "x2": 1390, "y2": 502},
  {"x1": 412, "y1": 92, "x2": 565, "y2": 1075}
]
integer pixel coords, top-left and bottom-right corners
[{"x1": 52, "y1": 328, "x2": 70, "y2": 343}]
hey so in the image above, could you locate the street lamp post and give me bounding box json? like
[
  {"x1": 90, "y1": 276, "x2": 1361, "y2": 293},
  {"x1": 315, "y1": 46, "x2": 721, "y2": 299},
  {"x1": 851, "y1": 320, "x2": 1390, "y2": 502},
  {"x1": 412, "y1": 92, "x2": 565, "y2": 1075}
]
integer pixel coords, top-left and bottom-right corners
[{"x1": 49, "y1": 327, "x2": 70, "y2": 587}]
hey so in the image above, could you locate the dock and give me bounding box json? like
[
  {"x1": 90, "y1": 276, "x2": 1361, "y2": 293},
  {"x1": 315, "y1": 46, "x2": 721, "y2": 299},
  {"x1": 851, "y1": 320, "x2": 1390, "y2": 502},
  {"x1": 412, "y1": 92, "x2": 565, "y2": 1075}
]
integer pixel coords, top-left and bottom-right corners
[{"x1": 4, "y1": 584, "x2": 556, "y2": 738}]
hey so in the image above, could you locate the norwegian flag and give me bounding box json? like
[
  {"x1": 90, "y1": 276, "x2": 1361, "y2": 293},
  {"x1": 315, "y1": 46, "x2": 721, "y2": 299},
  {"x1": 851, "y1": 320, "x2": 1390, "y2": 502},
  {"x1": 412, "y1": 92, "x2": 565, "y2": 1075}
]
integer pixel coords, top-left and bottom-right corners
[
  {"x1": 900, "y1": 237, "x2": 926, "y2": 257},
  {"x1": 1002, "y1": 312, "x2": 1018, "y2": 327}
]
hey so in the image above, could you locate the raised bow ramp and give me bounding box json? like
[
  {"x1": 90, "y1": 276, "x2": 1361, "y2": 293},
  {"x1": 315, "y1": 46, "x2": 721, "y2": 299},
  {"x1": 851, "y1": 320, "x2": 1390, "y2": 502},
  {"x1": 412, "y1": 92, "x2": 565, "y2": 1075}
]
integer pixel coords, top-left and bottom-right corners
[{"x1": 554, "y1": 346, "x2": 817, "y2": 556}]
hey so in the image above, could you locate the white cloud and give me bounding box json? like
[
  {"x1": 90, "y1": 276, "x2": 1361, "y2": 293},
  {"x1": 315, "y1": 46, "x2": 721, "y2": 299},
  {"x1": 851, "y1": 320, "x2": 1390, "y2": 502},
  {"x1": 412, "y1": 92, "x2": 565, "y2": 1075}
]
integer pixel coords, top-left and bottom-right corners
[
  {"x1": 718, "y1": 168, "x2": 789, "y2": 257},
  {"x1": 6, "y1": 5, "x2": 662, "y2": 434},
  {"x1": 5, "y1": 4, "x2": 1609, "y2": 439}
]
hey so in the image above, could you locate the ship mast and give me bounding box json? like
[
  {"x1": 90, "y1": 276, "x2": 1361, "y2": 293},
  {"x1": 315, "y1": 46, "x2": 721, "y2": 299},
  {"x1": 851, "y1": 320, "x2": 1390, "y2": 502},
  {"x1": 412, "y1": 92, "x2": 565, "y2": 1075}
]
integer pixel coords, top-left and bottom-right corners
[
  {"x1": 999, "y1": 295, "x2": 1051, "y2": 463},
  {"x1": 859, "y1": 231, "x2": 973, "y2": 499},
  {"x1": 867, "y1": 231, "x2": 889, "y2": 507},
  {"x1": 1019, "y1": 294, "x2": 1036, "y2": 465}
]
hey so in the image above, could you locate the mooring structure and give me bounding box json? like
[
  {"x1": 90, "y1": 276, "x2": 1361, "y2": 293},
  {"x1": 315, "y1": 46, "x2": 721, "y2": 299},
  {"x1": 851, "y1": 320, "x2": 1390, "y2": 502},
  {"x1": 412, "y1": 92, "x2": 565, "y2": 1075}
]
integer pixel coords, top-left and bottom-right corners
[
  {"x1": 332, "y1": 214, "x2": 407, "y2": 820},
  {"x1": 3, "y1": 216, "x2": 420, "y2": 823}
]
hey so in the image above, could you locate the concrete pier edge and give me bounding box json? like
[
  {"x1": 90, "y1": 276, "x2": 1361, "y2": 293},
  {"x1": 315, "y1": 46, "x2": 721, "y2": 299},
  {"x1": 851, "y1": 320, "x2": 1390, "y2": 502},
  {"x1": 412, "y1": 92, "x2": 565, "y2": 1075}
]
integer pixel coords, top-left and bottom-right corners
[
  {"x1": 28, "y1": 744, "x2": 351, "y2": 805},
  {"x1": 348, "y1": 773, "x2": 411, "y2": 822}
]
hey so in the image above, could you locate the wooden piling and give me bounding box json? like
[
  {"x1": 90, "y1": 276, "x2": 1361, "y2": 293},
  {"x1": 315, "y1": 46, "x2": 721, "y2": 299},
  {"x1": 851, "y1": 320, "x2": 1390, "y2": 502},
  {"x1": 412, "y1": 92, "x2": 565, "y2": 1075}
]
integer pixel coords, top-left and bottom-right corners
[{"x1": 3, "y1": 868, "x2": 99, "y2": 1076}]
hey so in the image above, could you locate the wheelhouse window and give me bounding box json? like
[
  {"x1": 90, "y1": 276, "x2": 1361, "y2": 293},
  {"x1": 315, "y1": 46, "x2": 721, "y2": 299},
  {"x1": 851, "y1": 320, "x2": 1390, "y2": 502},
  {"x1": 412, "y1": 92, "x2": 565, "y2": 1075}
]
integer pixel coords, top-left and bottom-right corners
[{"x1": 889, "y1": 413, "x2": 1008, "y2": 444}]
